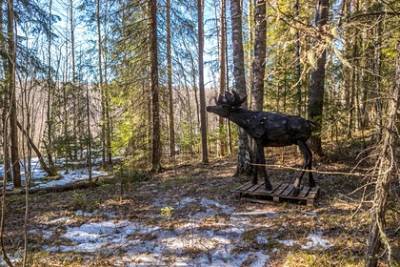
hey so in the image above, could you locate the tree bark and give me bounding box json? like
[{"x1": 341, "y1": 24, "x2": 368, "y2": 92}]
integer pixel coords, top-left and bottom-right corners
[
  {"x1": 251, "y1": 0, "x2": 266, "y2": 111},
  {"x1": 295, "y1": 0, "x2": 302, "y2": 116},
  {"x1": 197, "y1": 0, "x2": 208, "y2": 163},
  {"x1": 166, "y1": 0, "x2": 175, "y2": 159},
  {"x1": 365, "y1": 40, "x2": 400, "y2": 267},
  {"x1": 103, "y1": 1, "x2": 112, "y2": 166},
  {"x1": 150, "y1": 0, "x2": 162, "y2": 172},
  {"x1": 218, "y1": 0, "x2": 227, "y2": 157},
  {"x1": 307, "y1": 0, "x2": 329, "y2": 156},
  {"x1": 230, "y1": 0, "x2": 251, "y2": 175},
  {"x1": 86, "y1": 87, "x2": 92, "y2": 182},
  {"x1": 373, "y1": 6, "x2": 383, "y2": 140},
  {"x1": 7, "y1": 0, "x2": 21, "y2": 187},
  {"x1": 69, "y1": 0, "x2": 78, "y2": 160},
  {"x1": 96, "y1": 0, "x2": 107, "y2": 167},
  {"x1": 46, "y1": 0, "x2": 55, "y2": 172},
  {"x1": 0, "y1": 0, "x2": 11, "y2": 187}
]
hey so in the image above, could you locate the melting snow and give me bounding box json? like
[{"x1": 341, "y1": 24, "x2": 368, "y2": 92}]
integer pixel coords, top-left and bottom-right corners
[
  {"x1": 278, "y1": 239, "x2": 296, "y2": 246},
  {"x1": 42, "y1": 197, "x2": 271, "y2": 266},
  {"x1": 33, "y1": 169, "x2": 108, "y2": 189},
  {"x1": 0, "y1": 158, "x2": 110, "y2": 191},
  {"x1": 256, "y1": 234, "x2": 269, "y2": 245},
  {"x1": 301, "y1": 231, "x2": 332, "y2": 250}
]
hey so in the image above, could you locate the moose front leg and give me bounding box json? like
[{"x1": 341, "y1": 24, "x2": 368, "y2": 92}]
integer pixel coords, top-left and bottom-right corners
[{"x1": 256, "y1": 143, "x2": 272, "y2": 190}]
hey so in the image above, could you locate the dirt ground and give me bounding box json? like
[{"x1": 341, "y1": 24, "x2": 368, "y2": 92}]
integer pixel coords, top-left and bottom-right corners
[{"x1": 2, "y1": 148, "x2": 399, "y2": 266}]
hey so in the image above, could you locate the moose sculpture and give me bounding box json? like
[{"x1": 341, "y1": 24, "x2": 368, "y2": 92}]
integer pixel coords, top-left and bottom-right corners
[{"x1": 207, "y1": 91, "x2": 317, "y2": 194}]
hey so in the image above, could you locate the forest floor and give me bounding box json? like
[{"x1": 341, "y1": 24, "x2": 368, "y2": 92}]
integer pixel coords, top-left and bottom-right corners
[{"x1": 1, "y1": 146, "x2": 399, "y2": 266}]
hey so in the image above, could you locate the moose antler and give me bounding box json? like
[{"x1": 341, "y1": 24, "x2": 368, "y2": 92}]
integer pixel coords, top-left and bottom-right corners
[
  {"x1": 215, "y1": 91, "x2": 246, "y2": 108},
  {"x1": 215, "y1": 91, "x2": 246, "y2": 107}
]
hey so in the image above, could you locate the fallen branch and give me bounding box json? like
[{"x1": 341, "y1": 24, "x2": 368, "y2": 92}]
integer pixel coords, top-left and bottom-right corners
[{"x1": 16, "y1": 120, "x2": 57, "y2": 177}]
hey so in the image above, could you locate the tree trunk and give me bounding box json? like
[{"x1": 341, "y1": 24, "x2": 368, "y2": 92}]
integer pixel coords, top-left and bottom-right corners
[
  {"x1": 365, "y1": 40, "x2": 400, "y2": 267},
  {"x1": 69, "y1": 0, "x2": 78, "y2": 160},
  {"x1": 251, "y1": 0, "x2": 266, "y2": 111},
  {"x1": 166, "y1": 0, "x2": 175, "y2": 159},
  {"x1": 96, "y1": 0, "x2": 107, "y2": 167},
  {"x1": 373, "y1": 8, "x2": 383, "y2": 140},
  {"x1": 7, "y1": 0, "x2": 21, "y2": 187},
  {"x1": 0, "y1": 0, "x2": 11, "y2": 186},
  {"x1": 86, "y1": 87, "x2": 92, "y2": 182},
  {"x1": 307, "y1": 0, "x2": 329, "y2": 156},
  {"x1": 230, "y1": 0, "x2": 251, "y2": 175},
  {"x1": 295, "y1": 0, "x2": 302, "y2": 116},
  {"x1": 150, "y1": 0, "x2": 162, "y2": 172},
  {"x1": 103, "y1": 1, "x2": 112, "y2": 166},
  {"x1": 218, "y1": 0, "x2": 227, "y2": 157},
  {"x1": 197, "y1": 0, "x2": 208, "y2": 164},
  {"x1": 46, "y1": 0, "x2": 55, "y2": 172}
]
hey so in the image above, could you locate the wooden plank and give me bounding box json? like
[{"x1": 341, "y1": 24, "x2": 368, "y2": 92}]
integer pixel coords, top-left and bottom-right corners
[
  {"x1": 235, "y1": 181, "x2": 252, "y2": 192},
  {"x1": 298, "y1": 186, "x2": 310, "y2": 198},
  {"x1": 273, "y1": 183, "x2": 288, "y2": 196},
  {"x1": 271, "y1": 183, "x2": 285, "y2": 194},
  {"x1": 272, "y1": 183, "x2": 288, "y2": 202},
  {"x1": 307, "y1": 187, "x2": 319, "y2": 199},
  {"x1": 307, "y1": 187, "x2": 319, "y2": 206},
  {"x1": 236, "y1": 182, "x2": 254, "y2": 192},
  {"x1": 248, "y1": 182, "x2": 265, "y2": 192},
  {"x1": 236, "y1": 182, "x2": 320, "y2": 206},
  {"x1": 281, "y1": 184, "x2": 294, "y2": 197},
  {"x1": 253, "y1": 182, "x2": 266, "y2": 192}
]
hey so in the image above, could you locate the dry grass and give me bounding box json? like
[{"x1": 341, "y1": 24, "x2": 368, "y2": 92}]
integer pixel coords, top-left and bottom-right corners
[{"x1": 1, "y1": 147, "x2": 399, "y2": 266}]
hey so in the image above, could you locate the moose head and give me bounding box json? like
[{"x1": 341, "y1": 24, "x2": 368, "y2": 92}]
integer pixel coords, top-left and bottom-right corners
[{"x1": 206, "y1": 91, "x2": 247, "y2": 118}]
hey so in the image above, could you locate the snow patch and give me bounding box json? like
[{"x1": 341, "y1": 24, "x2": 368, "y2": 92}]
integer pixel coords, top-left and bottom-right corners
[
  {"x1": 302, "y1": 231, "x2": 332, "y2": 250},
  {"x1": 278, "y1": 239, "x2": 296, "y2": 246},
  {"x1": 33, "y1": 169, "x2": 108, "y2": 189},
  {"x1": 256, "y1": 235, "x2": 269, "y2": 245}
]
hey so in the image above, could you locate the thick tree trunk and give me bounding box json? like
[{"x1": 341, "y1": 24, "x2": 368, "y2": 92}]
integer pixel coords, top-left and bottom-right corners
[
  {"x1": 251, "y1": 0, "x2": 266, "y2": 111},
  {"x1": 307, "y1": 0, "x2": 329, "y2": 156},
  {"x1": 0, "y1": 0, "x2": 11, "y2": 185},
  {"x1": 230, "y1": 0, "x2": 251, "y2": 175},
  {"x1": 365, "y1": 40, "x2": 400, "y2": 267},
  {"x1": 150, "y1": 0, "x2": 162, "y2": 172},
  {"x1": 218, "y1": 0, "x2": 227, "y2": 157},
  {"x1": 7, "y1": 0, "x2": 21, "y2": 187},
  {"x1": 166, "y1": 0, "x2": 175, "y2": 159},
  {"x1": 197, "y1": 0, "x2": 208, "y2": 164}
]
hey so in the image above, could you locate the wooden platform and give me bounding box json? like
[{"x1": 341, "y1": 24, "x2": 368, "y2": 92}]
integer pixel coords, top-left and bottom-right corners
[{"x1": 234, "y1": 182, "x2": 320, "y2": 206}]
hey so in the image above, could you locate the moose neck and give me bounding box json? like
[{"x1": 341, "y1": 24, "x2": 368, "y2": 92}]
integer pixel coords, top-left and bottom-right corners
[{"x1": 226, "y1": 108, "x2": 254, "y2": 130}]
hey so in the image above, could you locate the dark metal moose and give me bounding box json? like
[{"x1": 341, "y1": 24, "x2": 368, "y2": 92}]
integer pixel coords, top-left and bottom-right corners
[{"x1": 206, "y1": 91, "x2": 317, "y2": 194}]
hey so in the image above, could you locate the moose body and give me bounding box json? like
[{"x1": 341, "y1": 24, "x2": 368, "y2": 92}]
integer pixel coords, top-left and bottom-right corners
[{"x1": 207, "y1": 91, "x2": 316, "y2": 193}]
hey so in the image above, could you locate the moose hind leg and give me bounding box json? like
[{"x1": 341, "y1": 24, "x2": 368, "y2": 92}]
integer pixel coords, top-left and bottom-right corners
[
  {"x1": 252, "y1": 147, "x2": 258, "y2": 185},
  {"x1": 257, "y1": 144, "x2": 272, "y2": 190},
  {"x1": 304, "y1": 142, "x2": 316, "y2": 187},
  {"x1": 293, "y1": 140, "x2": 309, "y2": 194}
]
